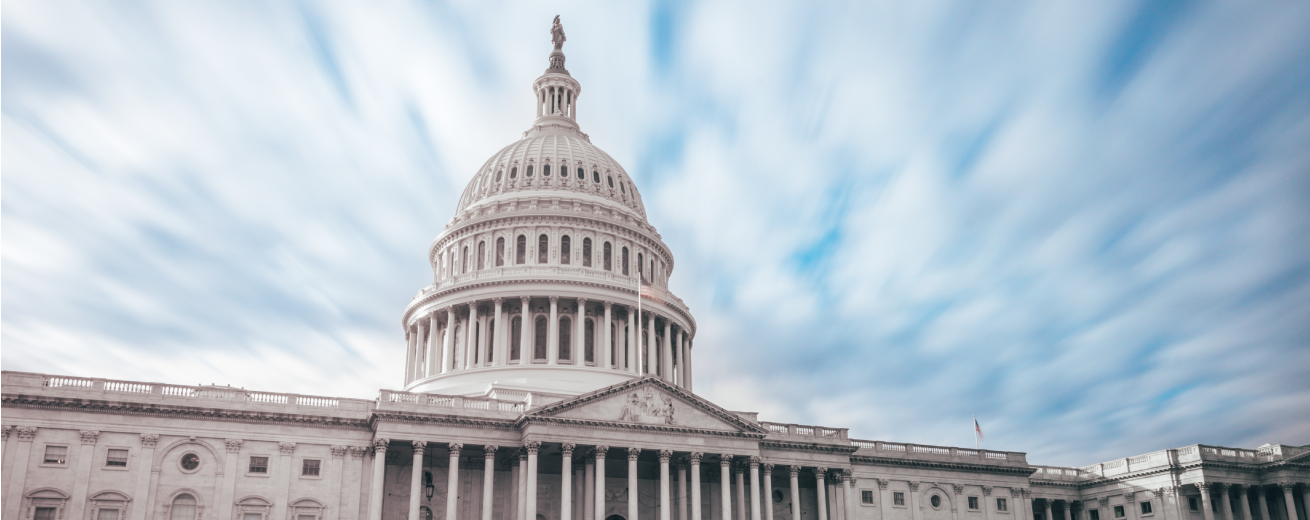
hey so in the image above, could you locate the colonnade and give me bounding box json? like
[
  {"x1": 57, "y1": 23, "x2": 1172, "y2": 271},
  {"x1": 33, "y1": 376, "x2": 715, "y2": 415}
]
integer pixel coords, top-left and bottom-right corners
[
  {"x1": 404, "y1": 296, "x2": 694, "y2": 391},
  {"x1": 1032, "y1": 483, "x2": 1310, "y2": 520},
  {"x1": 369, "y1": 441, "x2": 854, "y2": 520}
]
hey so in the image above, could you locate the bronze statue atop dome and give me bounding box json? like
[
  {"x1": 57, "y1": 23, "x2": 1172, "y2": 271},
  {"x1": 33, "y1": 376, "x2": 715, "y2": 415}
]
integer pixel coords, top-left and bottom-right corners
[{"x1": 551, "y1": 15, "x2": 566, "y2": 50}]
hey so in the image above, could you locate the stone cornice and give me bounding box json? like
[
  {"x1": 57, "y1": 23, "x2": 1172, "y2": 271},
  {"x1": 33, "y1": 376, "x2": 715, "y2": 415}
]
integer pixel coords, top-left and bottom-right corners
[
  {"x1": 2, "y1": 394, "x2": 372, "y2": 430},
  {"x1": 1033, "y1": 459, "x2": 1310, "y2": 490},
  {"x1": 520, "y1": 415, "x2": 767, "y2": 439},
  {"x1": 851, "y1": 455, "x2": 1038, "y2": 477},
  {"x1": 759, "y1": 439, "x2": 859, "y2": 455},
  {"x1": 370, "y1": 412, "x2": 519, "y2": 431}
]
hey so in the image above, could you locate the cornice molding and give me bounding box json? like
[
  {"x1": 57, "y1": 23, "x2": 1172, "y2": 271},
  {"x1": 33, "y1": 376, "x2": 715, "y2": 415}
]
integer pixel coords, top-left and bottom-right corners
[
  {"x1": 850, "y1": 455, "x2": 1037, "y2": 477},
  {"x1": 1, "y1": 395, "x2": 372, "y2": 430},
  {"x1": 759, "y1": 439, "x2": 859, "y2": 455},
  {"x1": 370, "y1": 412, "x2": 519, "y2": 431},
  {"x1": 522, "y1": 376, "x2": 766, "y2": 435}
]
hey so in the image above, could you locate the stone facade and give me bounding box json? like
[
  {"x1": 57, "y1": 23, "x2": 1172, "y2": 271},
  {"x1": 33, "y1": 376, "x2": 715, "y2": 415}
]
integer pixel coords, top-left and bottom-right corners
[{"x1": 3, "y1": 18, "x2": 1307, "y2": 520}]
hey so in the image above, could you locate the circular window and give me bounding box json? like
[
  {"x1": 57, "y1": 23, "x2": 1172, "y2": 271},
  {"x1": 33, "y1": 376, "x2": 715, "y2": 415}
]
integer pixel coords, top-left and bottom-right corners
[
  {"x1": 510, "y1": 167, "x2": 518, "y2": 179},
  {"x1": 931, "y1": 495, "x2": 942, "y2": 509},
  {"x1": 180, "y1": 453, "x2": 201, "y2": 472}
]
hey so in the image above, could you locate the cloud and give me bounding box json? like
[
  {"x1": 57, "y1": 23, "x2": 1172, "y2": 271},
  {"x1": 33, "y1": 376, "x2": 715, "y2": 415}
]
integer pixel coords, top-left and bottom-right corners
[{"x1": 3, "y1": 0, "x2": 1309, "y2": 466}]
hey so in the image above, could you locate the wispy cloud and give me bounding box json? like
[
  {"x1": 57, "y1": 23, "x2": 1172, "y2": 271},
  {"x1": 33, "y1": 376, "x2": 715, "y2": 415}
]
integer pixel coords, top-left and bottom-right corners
[{"x1": 3, "y1": 1, "x2": 1308, "y2": 466}]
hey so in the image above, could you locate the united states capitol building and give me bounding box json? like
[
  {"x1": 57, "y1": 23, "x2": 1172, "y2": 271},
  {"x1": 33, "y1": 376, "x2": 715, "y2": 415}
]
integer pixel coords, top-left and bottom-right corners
[{"x1": 3, "y1": 20, "x2": 1308, "y2": 520}]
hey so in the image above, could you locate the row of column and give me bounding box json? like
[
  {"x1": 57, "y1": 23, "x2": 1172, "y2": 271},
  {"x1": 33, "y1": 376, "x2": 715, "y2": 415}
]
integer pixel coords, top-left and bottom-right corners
[
  {"x1": 405, "y1": 298, "x2": 694, "y2": 391},
  {"x1": 1193, "y1": 482, "x2": 1308, "y2": 520},
  {"x1": 368, "y1": 442, "x2": 850, "y2": 520}
]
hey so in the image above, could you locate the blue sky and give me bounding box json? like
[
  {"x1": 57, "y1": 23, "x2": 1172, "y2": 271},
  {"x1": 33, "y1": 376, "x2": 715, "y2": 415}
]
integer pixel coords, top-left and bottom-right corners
[{"x1": 4, "y1": 1, "x2": 1309, "y2": 467}]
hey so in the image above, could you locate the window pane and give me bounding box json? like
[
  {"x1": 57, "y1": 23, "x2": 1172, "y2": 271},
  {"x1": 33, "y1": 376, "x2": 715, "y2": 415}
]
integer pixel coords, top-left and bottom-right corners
[
  {"x1": 997, "y1": 498, "x2": 1007, "y2": 511},
  {"x1": 516, "y1": 236, "x2": 526, "y2": 264},
  {"x1": 496, "y1": 238, "x2": 505, "y2": 267},
  {"x1": 171, "y1": 495, "x2": 197, "y2": 520},
  {"x1": 106, "y1": 449, "x2": 129, "y2": 466},
  {"x1": 585, "y1": 319, "x2": 595, "y2": 363},
  {"x1": 561, "y1": 236, "x2": 571, "y2": 265},
  {"x1": 894, "y1": 492, "x2": 905, "y2": 506},
  {"x1": 535, "y1": 317, "x2": 548, "y2": 359},
  {"x1": 1091, "y1": 510, "x2": 1100, "y2": 520},
  {"x1": 245, "y1": 514, "x2": 262, "y2": 520},
  {"x1": 98, "y1": 509, "x2": 120, "y2": 520},
  {"x1": 302, "y1": 459, "x2": 321, "y2": 476},
  {"x1": 1115, "y1": 506, "x2": 1125, "y2": 518},
  {"x1": 538, "y1": 235, "x2": 548, "y2": 263},
  {"x1": 558, "y1": 317, "x2": 571, "y2": 360},
  {"x1": 250, "y1": 456, "x2": 268, "y2": 473},
  {"x1": 44, "y1": 445, "x2": 68, "y2": 464},
  {"x1": 35, "y1": 508, "x2": 56, "y2": 520},
  {"x1": 862, "y1": 491, "x2": 874, "y2": 504},
  {"x1": 969, "y1": 497, "x2": 979, "y2": 510},
  {"x1": 582, "y1": 238, "x2": 592, "y2": 267},
  {"x1": 511, "y1": 317, "x2": 522, "y2": 360},
  {"x1": 1141, "y1": 502, "x2": 1152, "y2": 515}
]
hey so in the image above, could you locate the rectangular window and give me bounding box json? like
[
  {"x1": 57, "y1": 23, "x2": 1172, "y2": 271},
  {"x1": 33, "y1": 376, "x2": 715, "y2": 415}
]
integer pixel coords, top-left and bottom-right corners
[
  {"x1": 44, "y1": 445, "x2": 68, "y2": 464},
  {"x1": 106, "y1": 449, "x2": 129, "y2": 467},
  {"x1": 302, "y1": 459, "x2": 321, "y2": 476},
  {"x1": 1141, "y1": 502, "x2": 1153, "y2": 515},
  {"x1": 970, "y1": 497, "x2": 980, "y2": 510},
  {"x1": 249, "y1": 456, "x2": 269, "y2": 473},
  {"x1": 244, "y1": 514, "x2": 262, "y2": 520},
  {"x1": 98, "y1": 509, "x2": 120, "y2": 520},
  {"x1": 1115, "y1": 506, "x2": 1125, "y2": 518},
  {"x1": 997, "y1": 498, "x2": 1008, "y2": 512},
  {"x1": 298, "y1": 515, "x2": 316, "y2": 520},
  {"x1": 35, "y1": 508, "x2": 57, "y2": 520},
  {"x1": 862, "y1": 491, "x2": 875, "y2": 505},
  {"x1": 894, "y1": 492, "x2": 905, "y2": 506},
  {"x1": 1189, "y1": 498, "x2": 1199, "y2": 512},
  {"x1": 1091, "y1": 510, "x2": 1101, "y2": 520}
]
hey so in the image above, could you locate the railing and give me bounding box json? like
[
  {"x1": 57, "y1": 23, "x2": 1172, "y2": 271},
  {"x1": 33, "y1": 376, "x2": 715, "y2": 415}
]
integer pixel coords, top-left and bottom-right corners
[
  {"x1": 758, "y1": 422, "x2": 849, "y2": 441},
  {"x1": 424, "y1": 266, "x2": 691, "y2": 313},
  {"x1": 849, "y1": 439, "x2": 1026, "y2": 464},
  {"x1": 27, "y1": 374, "x2": 364, "y2": 411},
  {"x1": 379, "y1": 390, "x2": 524, "y2": 414},
  {"x1": 852, "y1": 440, "x2": 877, "y2": 449},
  {"x1": 913, "y1": 445, "x2": 951, "y2": 455},
  {"x1": 767, "y1": 424, "x2": 789, "y2": 434},
  {"x1": 104, "y1": 381, "x2": 152, "y2": 393},
  {"x1": 44, "y1": 377, "x2": 93, "y2": 389},
  {"x1": 883, "y1": 443, "x2": 907, "y2": 451},
  {"x1": 984, "y1": 451, "x2": 1008, "y2": 460}
]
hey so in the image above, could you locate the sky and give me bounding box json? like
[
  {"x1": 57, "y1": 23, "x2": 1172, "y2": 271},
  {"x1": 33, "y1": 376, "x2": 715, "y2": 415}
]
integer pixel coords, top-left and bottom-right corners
[{"x1": 4, "y1": 1, "x2": 1310, "y2": 467}]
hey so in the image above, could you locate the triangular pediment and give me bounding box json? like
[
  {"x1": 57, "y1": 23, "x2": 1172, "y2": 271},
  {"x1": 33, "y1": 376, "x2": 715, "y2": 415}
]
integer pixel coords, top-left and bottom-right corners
[{"x1": 525, "y1": 376, "x2": 767, "y2": 434}]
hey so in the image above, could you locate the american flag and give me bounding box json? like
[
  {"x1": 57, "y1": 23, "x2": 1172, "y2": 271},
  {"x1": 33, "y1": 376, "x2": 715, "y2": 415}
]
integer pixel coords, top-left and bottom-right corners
[
  {"x1": 640, "y1": 275, "x2": 664, "y2": 304},
  {"x1": 974, "y1": 416, "x2": 985, "y2": 443}
]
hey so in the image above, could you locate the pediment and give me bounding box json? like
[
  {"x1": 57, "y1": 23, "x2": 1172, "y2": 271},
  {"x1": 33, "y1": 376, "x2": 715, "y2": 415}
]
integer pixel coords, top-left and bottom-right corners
[{"x1": 526, "y1": 376, "x2": 766, "y2": 434}]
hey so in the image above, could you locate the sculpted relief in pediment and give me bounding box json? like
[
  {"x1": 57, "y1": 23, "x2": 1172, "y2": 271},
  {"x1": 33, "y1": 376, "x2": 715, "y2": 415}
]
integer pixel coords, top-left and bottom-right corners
[
  {"x1": 544, "y1": 381, "x2": 743, "y2": 432},
  {"x1": 619, "y1": 387, "x2": 676, "y2": 425}
]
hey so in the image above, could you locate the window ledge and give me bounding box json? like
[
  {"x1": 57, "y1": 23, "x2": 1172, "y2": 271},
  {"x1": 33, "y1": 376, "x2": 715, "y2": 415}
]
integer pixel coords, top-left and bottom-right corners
[
  {"x1": 101, "y1": 466, "x2": 131, "y2": 472},
  {"x1": 299, "y1": 475, "x2": 324, "y2": 480},
  {"x1": 245, "y1": 473, "x2": 271, "y2": 478},
  {"x1": 38, "y1": 463, "x2": 69, "y2": 469}
]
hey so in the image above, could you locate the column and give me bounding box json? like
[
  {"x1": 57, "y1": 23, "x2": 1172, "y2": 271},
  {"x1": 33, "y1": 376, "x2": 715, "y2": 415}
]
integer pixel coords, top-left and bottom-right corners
[
  {"x1": 1012, "y1": 490, "x2": 1026, "y2": 520},
  {"x1": 584, "y1": 456, "x2": 595, "y2": 520},
  {"x1": 1239, "y1": 487, "x2": 1254, "y2": 520},
  {"x1": 1045, "y1": 500, "x2": 1054, "y2": 520},
  {"x1": 273, "y1": 443, "x2": 295, "y2": 520},
  {"x1": 576, "y1": 299, "x2": 587, "y2": 364},
  {"x1": 721, "y1": 456, "x2": 734, "y2": 520},
  {"x1": 219, "y1": 440, "x2": 243, "y2": 520},
  {"x1": 511, "y1": 455, "x2": 522, "y2": 520},
  {"x1": 562, "y1": 444, "x2": 575, "y2": 520},
  {"x1": 527, "y1": 442, "x2": 542, "y2": 520},
  {"x1": 1279, "y1": 484, "x2": 1299, "y2": 520},
  {"x1": 603, "y1": 302, "x2": 614, "y2": 368},
  {"x1": 687, "y1": 339, "x2": 695, "y2": 392},
  {"x1": 736, "y1": 463, "x2": 747, "y2": 520},
  {"x1": 679, "y1": 331, "x2": 689, "y2": 387},
  {"x1": 548, "y1": 297, "x2": 560, "y2": 364},
  {"x1": 405, "y1": 327, "x2": 416, "y2": 383},
  {"x1": 1218, "y1": 485, "x2": 1234, "y2": 520},
  {"x1": 520, "y1": 297, "x2": 532, "y2": 365},
  {"x1": 789, "y1": 468, "x2": 802, "y2": 520},
  {"x1": 749, "y1": 457, "x2": 762, "y2": 520},
  {"x1": 628, "y1": 306, "x2": 639, "y2": 373},
  {"x1": 679, "y1": 461, "x2": 689, "y2": 520},
  {"x1": 447, "y1": 444, "x2": 463, "y2": 520},
  {"x1": 1301, "y1": 488, "x2": 1310, "y2": 520},
  {"x1": 4, "y1": 428, "x2": 37, "y2": 520},
  {"x1": 67, "y1": 430, "x2": 99, "y2": 520},
  {"x1": 1066, "y1": 500, "x2": 1075, "y2": 520},
  {"x1": 949, "y1": 486, "x2": 963, "y2": 520},
  {"x1": 443, "y1": 307, "x2": 456, "y2": 373},
  {"x1": 815, "y1": 469, "x2": 829, "y2": 520},
  {"x1": 1256, "y1": 487, "x2": 1271, "y2": 520},
  {"x1": 630, "y1": 449, "x2": 643, "y2": 520},
  {"x1": 415, "y1": 321, "x2": 428, "y2": 380},
  {"x1": 596, "y1": 447, "x2": 610, "y2": 520},
  {"x1": 348, "y1": 447, "x2": 368, "y2": 520},
  {"x1": 1202, "y1": 485, "x2": 1216, "y2": 520},
  {"x1": 762, "y1": 465, "x2": 776, "y2": 520},
  {"x1": 369, "y1": 439, "x2": 389, "y2": 520},
  {"x1": 468, "y1": 302, "x2": 480, "y2": 368},
  {"x1": 662, "y1": 320, "x2": 674, "y2": 381},
  {"x1": 425, "y1": 314, "x2": 438, "y2": 376},
  {"x1": 410, "y1": 442, "x2": 427, "y2": 520},
  {"x1": 494, "y1": 298, "x2": 506, "y2": 365},
  {"x1": 691, "y1": 454, "x2": 704, "y2": 520},
  {"x1": 878, "y1": 480, "x2": 891, "y2": 520},
  {"x1": 844, "y1": 471, "x2": 856, "y2": 520},
  {"x1": 484, "y1": 446, "x2": 499, "y2": 520},
  {"x1": 647, "y1": 313, "x2": 657, "y2": 376},
  {"x1": 662, "y1": 450, "x2": 674, "y2": 520},
  {"x1": 519, "y1": 450, "x2": 529, "y2": 520}
]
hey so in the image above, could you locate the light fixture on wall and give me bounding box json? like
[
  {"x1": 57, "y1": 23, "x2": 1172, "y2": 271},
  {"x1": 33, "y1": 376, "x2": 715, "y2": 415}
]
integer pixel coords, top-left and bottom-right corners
[{"x1": 424, "y1": 471, "x2": 435, "y2": 500}]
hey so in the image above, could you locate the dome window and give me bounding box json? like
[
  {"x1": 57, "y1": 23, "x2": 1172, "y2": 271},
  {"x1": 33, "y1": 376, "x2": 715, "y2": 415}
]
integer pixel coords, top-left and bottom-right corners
[
  {"x1": 495, "y1": 170, "x2": 502, "y2": 182},
  {"x1": 620, "y1": 182, "x2": 626, "y2": 193},
  {"x1": 516, "y1": 235, "x2": 526, "y2": 264},
  {"x1": 526, "y1": 165, "x2": 534, "y2": 177},
  {"x1": 510, "y1": 167, "x2": 518, "y2": 179},
  {"x1": 543, "y1": 164, "x2": 551, "y2": 177},
  {"x1": 462, "y1": 246, "x2": 469, "y2": 273},
  {"x1": 510, "y1": 317, "x2": 522, "y2": 361},
  {"x1": 538, "y1": 234, "x2": 549, "y2": 263},
  {"x1": 560, "y1": 235, "x2": 571, "y2": 265},
  {"x1": 607, "y1": 176, "x2": 614, "y2": 187},
  {"x1": 558, "y1": 317, "x2": 572, "y2": 361},
  {"x1": 577, "y1": 167, "x2": 584, "y2": 179},
  {"x1": 603, "y1": 242, "x2": 612, "y2": 271},
  {"x1": 593, "y1": 171, "x2": 600, "y2": 183},
  {"x1": 534, "y1": 317, "x2": 548, "y2": 360},
  {"x1": 477, "y1": 241, "x2": 486, "y2": 270},
  {"x1": 582, "y1": 238, "x2": 592, "y2": 267},
  {"x1": 622, "y1": 247, "x2": 630, "y2": 276},
  {"x1": 496, "y1": 238, "x2": 505, "y2": 267}
]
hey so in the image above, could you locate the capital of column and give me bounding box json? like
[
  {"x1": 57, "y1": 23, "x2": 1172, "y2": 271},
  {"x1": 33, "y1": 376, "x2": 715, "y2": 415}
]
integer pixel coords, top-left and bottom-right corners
[
  {"x1": 1, "y1": 426, "x2": 9, "y2": 440},
  {"x1": 525, "y1": 441, "x2": 542, "y2": 455},
  {"x1": 494, "y1": 297, "x2": 504, "y2": 305},
  {"x1": 279, "y1": 442, "x2": 297, "y2": 455},
  {"x1": 521, "y1": 296, "x2": 531, "y2": 306},
  {"x1": 469, "y1": 301, "x2": 478, "y2": 310},
  {"x1": 789, "y1": 466, "x2": 801, "y2": 477},
  {"x1": 349, "y1": 446, "x2": 369, "y2": 459},
  {"x1": 330, "y1": 445, "x2": 348, "y2": 458},
  {"x1": 720, "y1": 455, "x2": 732, "y2": 468},
  {"x1": 1009, "y1": 488, "x2": 1020, "y2": 497},
  {"x1": 953, "y1": 485, "x2": 965, "y2": 494},
  {"x1": 373, "y1": 438, "x2": 391, "y2": 453},
  {"x1": 1098, "y1": 497, "x2": 1110, "y2": 506},
  {"x1": 689, "y1": 452, "x2": 703, "y2": 465},
  {"x1": 980, "y1": 485, "x2": 990, "y2": 495},
  {"x1": 79, "y1": 430, "x2": 100, "y2": 445},
  {"x1": 877, "y1": 479, "x2": 889, "y2": 490},
  {"x1": 550, "y1": 296, "x2": 559, "y2": 304},
  {"x1": 449, "y1": 443, "x2": 463, "y2": 457},
  {"x1": 412, "y1": 441, "x2": 427, "y2": 455},
  {"x1": 762, "y1": 463, "x2": 774, "y2": 474},
  {"x1": 749, "y1": 456, "x2": 761, "y2": 467},
  {"x1": 577, "y1": 297, "x2": 587, "y2": 308},
  {"x1": 1278, "y1": 482, "x2": 1296, "y2": 492},
  {"x1": 484, "y1": 445, "x2": 499, "y2": 459},
  {"x1": 516, "y1": 448, "x2": 527, "y2": 461},
  {"x1": 226, "y1": 439, "x2": 244, "y2": 453},
  {"x1": 1123, "y1": 492, "x2": 1134, "y2": 502},
  {"x1": 596, "y1": 445, "x2": 610, "y2": 460},
  {"x1": 843, "y1": 469, "x2": 854, "y2": 482},
  {"x1": 659, "y1": 450, "x2": 673, "y2": 463},
  {"x1": 561, "y1": 443, "x2": 576, "y2": 457},
  {"x1": 604, "y1": 301, "x2": 613, "y2": 310},
  {"x1": 629, "y1": 447, "x2": 643, "y2": 461},
  {"x1": 815, "y1": 467, "x2": 829, "y2": 480},
  {"x1": 734, "y1": 462, "x2": 745, "y2": 475},
  {"x1": 1214, "y1": 483, "x2": 1229, "y2": 493}
]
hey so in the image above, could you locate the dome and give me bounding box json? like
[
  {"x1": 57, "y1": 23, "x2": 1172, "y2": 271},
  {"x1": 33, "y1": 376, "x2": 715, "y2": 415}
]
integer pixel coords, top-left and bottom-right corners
[{"x1": 454, "y1": 126, "x2": 647, "y2": 220}]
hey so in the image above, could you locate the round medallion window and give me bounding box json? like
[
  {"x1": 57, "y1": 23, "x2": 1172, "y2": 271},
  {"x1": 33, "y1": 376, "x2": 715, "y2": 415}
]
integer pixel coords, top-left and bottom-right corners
[
  {"x1": 180, "y1": 453, "x2": 201, "y2": 472},
  {"x1": 931, "y1": 495, "x2": 942, "y2": 509},
  {"x1": 773, "y1": 489, "x2": 784, "y2": 503}
]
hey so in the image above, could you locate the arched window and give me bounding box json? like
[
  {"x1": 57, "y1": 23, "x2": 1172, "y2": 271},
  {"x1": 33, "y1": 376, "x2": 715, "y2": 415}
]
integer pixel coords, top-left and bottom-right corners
[
  {"x1": 477, "y1": 241, "x2": 486, "y2": 270},
  {"x1": 473, "y1": 322, "x2": 480, "y2": 365},
  {"x1": 560, "y1": 235, "x2": 571, "y2": 265},
  {"x1": 526, "y1": 164, "x2": 534, "y2": 177},
  {"x1": 496, "y1": 238, "x2": 505, "y2": 267},
  {"x1": 610, "y1": 323, "x2": 617, "y2": 366},
  {"x1": 510, "y1": 167, "x2": 518, "y2": 179},
  {"x1": 577, "y1": 167, "x2": 585, "y2": 179},
  {"x1": 487, "y1": 319, "x2": 495, "y2": 364},
  {"x1": 607, "y1": 175, "x2": 614, "y2": 187},
  {"x1": 585, "y1": 319, "x2": 595, "y2": 363},
  {"x1": 582, "y1": 238, "x2": 592, "y2": 267},
  {"x1": 516, "y1": 235, "x2": 526, "y2": 264},
  {"x1": 462, "y1": 246, "x2": 469, "y2": 274},
  {"x1": 170, "y1": 495, "x2": 197, "y2": 520},
  {"x1": 650, "y1": 259, "x2": 655, "y2": 280},
  {"x1": 622, "y1": 247, "x2": 630, "y2": 275},
  {"x1": 495, "y1": 170, "x2": 502, "y2": 182},
  {"x1": 510, "y1": 317, "x2": 522, "y2": 361},
  {"x1": 538, "y1": 234, "x2": 549, "y2": 264},
  {"x1": 543, "y1": 164, "x2": 551, "y2": 177},
  {"x1": 534, "y1": 317, "x2": 548, "y2": 360},
  {"x1": 637, "y1": 253, "x2": 643, "y2": 279},
  {"x1": 593, "y1": 171, "x2": 600, "y2": 183},
  {"x1": 603, "y1": 242, "x2": 612, "y2": 271},
  {"x1": 621, "y1": 182, "x2": 626, "y2": 193},
  {"x1": 559, "y1": 317, "x2": 572, "y2": 361}
]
